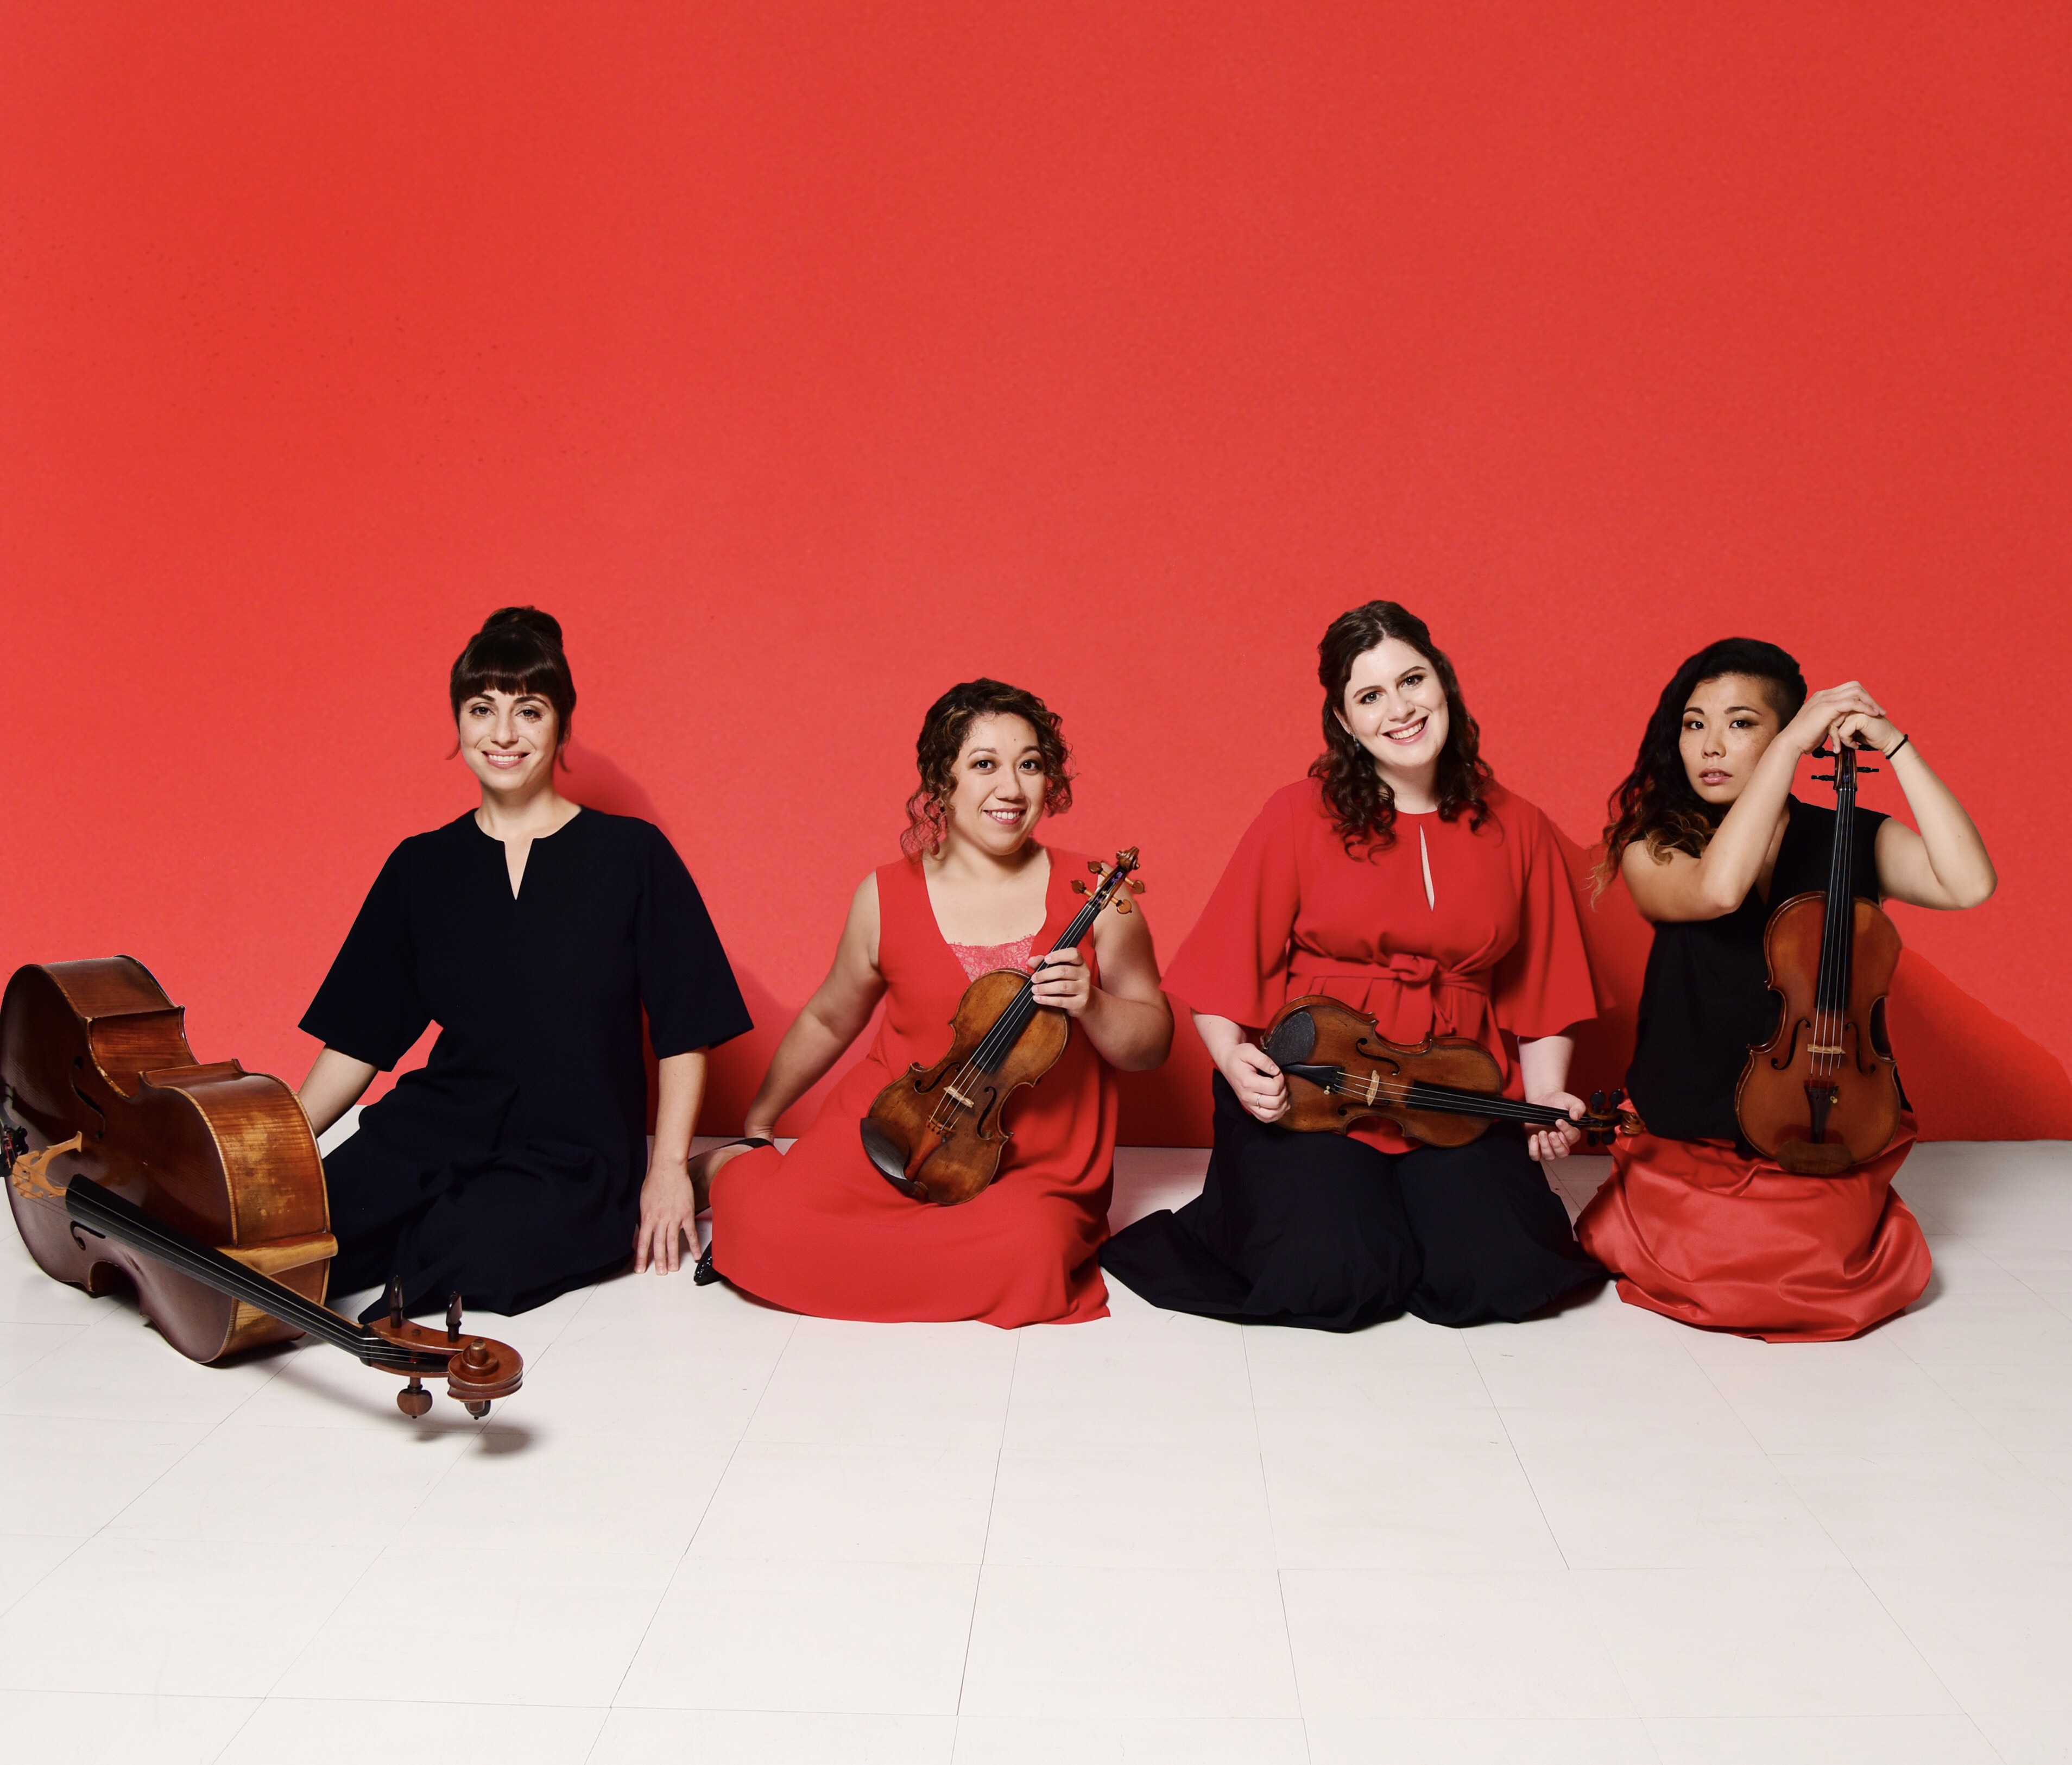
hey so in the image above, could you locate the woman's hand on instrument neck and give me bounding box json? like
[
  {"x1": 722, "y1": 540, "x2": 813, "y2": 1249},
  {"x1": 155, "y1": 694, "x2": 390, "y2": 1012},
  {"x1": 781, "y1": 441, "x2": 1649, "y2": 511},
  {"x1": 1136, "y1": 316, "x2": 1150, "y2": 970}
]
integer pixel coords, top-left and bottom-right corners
[
  {"x1": 1625, "y1": 678, "x2": 1881, "y2": 923},
  {"x1": 1833, "y1": 714, "x2": 1998, "y2": 911},
  {"x1": 1195, "y1": 1013, "x2": 1289, "y2": 1122},
  {"x1": 1518, "y1": 1033, "x2": 1583, "y2": 1163}
]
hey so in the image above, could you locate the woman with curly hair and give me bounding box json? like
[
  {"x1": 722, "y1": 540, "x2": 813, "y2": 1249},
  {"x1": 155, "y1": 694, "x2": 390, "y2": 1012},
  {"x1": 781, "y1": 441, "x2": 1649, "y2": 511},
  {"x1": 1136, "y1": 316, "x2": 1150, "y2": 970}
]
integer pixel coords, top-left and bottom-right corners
[
  {"x1": 1101, "y1": 602, "x2": 1607, "y2": 1329},
  {"x1": 1575, "y1": 638, "x2": 1995, "y2": 1340},
  {"x1": 701, "y1": 680, "x2": 1172, "y2": 1325}
]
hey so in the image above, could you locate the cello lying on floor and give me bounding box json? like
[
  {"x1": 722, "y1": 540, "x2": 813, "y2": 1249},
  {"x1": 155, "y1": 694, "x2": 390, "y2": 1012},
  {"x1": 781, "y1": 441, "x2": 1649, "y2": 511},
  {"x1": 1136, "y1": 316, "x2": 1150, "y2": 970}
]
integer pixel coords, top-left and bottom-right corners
[{"x1": 1, "y1": 957, "x2": 520, "y2": 1419}]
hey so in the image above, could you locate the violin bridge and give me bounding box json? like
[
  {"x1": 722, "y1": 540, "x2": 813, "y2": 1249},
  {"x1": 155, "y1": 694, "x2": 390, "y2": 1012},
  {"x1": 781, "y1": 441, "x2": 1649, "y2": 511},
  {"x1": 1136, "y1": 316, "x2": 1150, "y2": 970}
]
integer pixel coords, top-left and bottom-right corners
[{"x1": 944, "y1": 1085, "x2": 976, "y2": 1111}]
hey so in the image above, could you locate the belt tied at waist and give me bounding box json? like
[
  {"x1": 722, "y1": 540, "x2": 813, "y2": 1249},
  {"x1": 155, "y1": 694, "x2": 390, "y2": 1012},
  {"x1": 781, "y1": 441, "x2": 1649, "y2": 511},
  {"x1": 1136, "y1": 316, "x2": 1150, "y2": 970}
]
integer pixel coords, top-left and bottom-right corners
[{"x1": 1288, "y1": 955, "x2": 1492, "y2": 1041}]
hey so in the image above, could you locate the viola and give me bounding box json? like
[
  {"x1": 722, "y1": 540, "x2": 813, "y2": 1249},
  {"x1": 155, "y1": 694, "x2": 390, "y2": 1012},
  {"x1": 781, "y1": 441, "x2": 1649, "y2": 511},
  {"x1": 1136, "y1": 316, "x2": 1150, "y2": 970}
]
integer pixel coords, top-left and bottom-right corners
[
  {"x1": 1262, "y1": 994, "x2": 1631, "y2": 1146},
  {"x1": 1735, "y1": 743, "x2": 1902, "y2": 1174},
  {"x1": 1, "y1": 958, "x2": 521, "y2": 1419},
  {"x1": 862, "y1": 847, "x2": 1140, "y2": 1205}
]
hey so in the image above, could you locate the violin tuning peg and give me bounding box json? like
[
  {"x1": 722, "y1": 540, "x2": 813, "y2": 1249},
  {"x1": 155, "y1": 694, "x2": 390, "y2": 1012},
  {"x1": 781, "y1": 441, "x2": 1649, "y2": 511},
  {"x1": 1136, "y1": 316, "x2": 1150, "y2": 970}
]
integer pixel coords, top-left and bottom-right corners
[{"x1": 1070, "y1": 879, "x2": 1090, "y2": 896}]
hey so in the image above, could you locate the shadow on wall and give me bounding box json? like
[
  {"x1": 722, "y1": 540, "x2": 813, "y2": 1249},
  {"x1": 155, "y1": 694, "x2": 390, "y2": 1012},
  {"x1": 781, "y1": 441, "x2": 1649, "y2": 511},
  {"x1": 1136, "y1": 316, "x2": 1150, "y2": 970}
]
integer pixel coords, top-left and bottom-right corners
[
  {"x1": 569, "y1": 745, "x2": 2072, "y2": 1147},
  {"x1": 561, "y1": 742, "x2": 872, "y2": 1138}
]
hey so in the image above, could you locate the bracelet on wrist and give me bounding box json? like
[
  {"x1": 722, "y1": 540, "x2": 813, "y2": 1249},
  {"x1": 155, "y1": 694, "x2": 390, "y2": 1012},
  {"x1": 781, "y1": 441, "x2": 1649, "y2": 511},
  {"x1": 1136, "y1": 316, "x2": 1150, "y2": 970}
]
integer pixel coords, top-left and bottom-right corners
[{"x1": 1885, "y1": 732, "x2": 1910, "y2": 760}]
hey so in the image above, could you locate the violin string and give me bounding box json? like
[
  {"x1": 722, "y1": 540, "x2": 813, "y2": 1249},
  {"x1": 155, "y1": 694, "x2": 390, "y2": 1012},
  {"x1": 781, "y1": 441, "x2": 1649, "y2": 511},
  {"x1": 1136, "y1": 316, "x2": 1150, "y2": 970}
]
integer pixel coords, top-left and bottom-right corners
[
  {"x1": 941, "y1": 864, "x2": 1129, "y2": 1110},
  {"x1": 1309, "y1": 1073, "x2": 1577, "y2": 1126}
]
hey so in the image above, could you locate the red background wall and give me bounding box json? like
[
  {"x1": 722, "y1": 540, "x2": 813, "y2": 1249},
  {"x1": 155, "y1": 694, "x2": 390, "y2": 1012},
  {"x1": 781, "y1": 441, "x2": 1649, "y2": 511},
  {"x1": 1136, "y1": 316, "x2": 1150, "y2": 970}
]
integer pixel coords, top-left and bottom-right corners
[{"x1": 5, "y1": 3, "x2": 2068, "y2": 1142}]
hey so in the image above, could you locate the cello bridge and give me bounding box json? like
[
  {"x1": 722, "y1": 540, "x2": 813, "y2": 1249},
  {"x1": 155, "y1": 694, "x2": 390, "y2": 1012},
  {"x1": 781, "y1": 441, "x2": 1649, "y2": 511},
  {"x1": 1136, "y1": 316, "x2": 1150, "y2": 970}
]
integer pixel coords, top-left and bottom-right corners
[{"x1": 7, "y1": 1132, "x2": 83, "y2": 1203}]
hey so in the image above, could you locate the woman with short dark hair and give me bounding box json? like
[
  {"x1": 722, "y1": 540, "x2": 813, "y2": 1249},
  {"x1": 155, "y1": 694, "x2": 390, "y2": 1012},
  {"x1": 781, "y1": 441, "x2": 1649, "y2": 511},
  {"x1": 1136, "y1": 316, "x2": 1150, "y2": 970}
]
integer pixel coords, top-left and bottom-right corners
[
  {"x1": 1101, "y1": 601, "x2": 1608, "y2": 1331},
  {"x1": 702, "y1": 679, "x2": 1172, "y2": 1326},
  {"x1": 298, "y1": 607, "x2": 751, "y2": 1318}
]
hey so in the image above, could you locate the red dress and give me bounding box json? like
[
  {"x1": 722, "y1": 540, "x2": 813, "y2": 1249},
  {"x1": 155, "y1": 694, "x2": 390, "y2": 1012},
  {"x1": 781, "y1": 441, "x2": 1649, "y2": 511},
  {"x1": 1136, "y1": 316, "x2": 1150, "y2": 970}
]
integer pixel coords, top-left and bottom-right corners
[
  {"x1": 1165, "y1": 778, "x2": 1606, "y2": 1117},
  {"x1": 1577, "y1": 1126, "x2": 1930, "y2": 1343},
  {"x1": 1574, "y1": 796, "x2": 1932, "y2": 1341},
  {"x1": 706, "y1": 848, "x2": 1116, "y2": 1327}
]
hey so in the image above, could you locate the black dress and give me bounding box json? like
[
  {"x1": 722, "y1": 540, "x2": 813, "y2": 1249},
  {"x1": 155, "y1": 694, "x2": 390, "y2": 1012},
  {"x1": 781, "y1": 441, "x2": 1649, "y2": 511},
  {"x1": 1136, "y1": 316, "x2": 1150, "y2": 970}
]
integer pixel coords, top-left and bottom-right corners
[
  {"x1": 1625, "y1": 796, "x2": 1887, "y2": 1146},
  {"x1": 302, "y1": 809, "x2": 751, "y2": 1318}
]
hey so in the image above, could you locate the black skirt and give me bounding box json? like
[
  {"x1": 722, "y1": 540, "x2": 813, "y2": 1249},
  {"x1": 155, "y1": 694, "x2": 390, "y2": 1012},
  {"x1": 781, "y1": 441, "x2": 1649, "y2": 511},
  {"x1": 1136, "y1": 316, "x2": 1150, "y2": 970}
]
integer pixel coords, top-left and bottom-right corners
[{"x1": 1101, "y1": 1074, "x2": 1605, "y2": 1331}]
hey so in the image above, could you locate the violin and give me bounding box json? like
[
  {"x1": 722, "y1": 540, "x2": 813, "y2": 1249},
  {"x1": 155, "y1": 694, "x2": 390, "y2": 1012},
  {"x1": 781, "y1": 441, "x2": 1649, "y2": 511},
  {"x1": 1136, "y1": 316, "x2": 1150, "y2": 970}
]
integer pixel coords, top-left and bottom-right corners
[
  {"x1": 1, "y1": 958, "x2": 521, "y2": 1419},
  {"x1": 1735, "y1": 744, "x2": 1902, "y2": 1174},
  {"x1": 1262, "y1": 994, "x2": 1631, "y2": 1146},
  {"x1": 862, "y1": 847, "x2": 1141, "y2": 1205}
]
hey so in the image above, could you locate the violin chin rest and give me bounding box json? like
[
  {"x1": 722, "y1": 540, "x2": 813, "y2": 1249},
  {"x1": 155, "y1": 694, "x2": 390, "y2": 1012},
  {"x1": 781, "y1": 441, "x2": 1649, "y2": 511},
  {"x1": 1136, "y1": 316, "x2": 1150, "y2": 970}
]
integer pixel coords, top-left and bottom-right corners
[
  {"x1": 1262, "y1": 1010, "x2": 1316, "y2": 1069},
  {"x1": 859, "y1": 1120, "x2": 922, "y2": 1197}
]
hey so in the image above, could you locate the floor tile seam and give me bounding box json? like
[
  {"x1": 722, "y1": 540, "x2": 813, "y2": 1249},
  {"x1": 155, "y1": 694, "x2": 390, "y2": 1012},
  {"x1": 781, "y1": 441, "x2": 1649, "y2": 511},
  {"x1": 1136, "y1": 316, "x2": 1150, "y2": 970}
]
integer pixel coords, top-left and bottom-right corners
[
  {"x1": 90, "y1": 1382, "x2": 257, "y2": 1554},
  {"x1": 953, "y1": 1328, "x2": 1018, "y2": 1715},
  {"x1": 598, "y1": 1310, "x2": 801, "y2": 1713},
  {"x1": 1914, "y1": 1358, "x2": 2072, "y2": 1479},
  {"x1": 236, "y1": 1358, "x2": 549, "y2": 1707},
  {"x1": 0, "y1": 1321, "x2": 87, "y2": 1386},
  {"x1": 1240, "y1": 1326, "x2": 1310, "y2": 1754},
  {"x1": 0, "y1": 1533, "x2": 90, "y2": 1625},
  {"x1": 1464, "y1": 1329, "x2": 1572, "y2": 1575},
  {"x1": 1796, "y1": 1559, "x2": 1974, "y2": 1722}
]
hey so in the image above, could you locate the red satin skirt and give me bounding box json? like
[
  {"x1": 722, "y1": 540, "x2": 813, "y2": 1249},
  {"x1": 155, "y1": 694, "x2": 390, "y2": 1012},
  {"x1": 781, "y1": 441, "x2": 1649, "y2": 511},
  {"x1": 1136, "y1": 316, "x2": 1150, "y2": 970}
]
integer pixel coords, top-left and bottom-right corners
[{"x1": 1575, "y1": 1121, "x2": 1931, "y2": 1342}]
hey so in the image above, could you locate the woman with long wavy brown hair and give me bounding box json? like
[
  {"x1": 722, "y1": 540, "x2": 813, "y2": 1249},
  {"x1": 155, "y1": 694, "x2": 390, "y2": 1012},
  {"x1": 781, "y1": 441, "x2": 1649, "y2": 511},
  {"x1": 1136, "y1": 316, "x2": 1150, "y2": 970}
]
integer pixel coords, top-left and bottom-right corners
[
  {"x1": 701, "y1": 679, "x2": 1171, "y2": 1326},
  {"x1": 1101, "y1": 601, "x2": 1607, "y2": 1329}
]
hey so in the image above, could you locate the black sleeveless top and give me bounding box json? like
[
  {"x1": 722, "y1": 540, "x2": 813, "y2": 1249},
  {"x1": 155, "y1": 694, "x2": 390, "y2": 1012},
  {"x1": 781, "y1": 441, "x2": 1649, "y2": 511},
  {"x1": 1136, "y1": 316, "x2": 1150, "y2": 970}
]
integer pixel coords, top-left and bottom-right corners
[{"x1": 1626, "y1": 797, "x2": 1887, "y2": 1145}]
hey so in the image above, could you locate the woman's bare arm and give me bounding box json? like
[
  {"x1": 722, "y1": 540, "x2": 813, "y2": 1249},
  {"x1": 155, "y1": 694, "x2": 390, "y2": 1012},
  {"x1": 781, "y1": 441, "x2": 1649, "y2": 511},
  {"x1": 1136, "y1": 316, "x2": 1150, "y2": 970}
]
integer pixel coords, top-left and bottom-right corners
[
  {"x1": 1624, "y1": 682, "x2": 1885, "y2": 923},
  {"x1": 297, "y1": 1048, "x2": 378, "y2": 1138}
]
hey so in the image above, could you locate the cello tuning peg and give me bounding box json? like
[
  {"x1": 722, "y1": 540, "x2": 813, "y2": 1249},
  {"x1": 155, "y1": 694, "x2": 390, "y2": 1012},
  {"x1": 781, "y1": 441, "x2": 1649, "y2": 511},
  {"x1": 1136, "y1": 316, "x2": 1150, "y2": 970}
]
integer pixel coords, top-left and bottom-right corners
[
  {"x1": 386, "y1": 1281, "x2": 405, "y2": 1329},
  {"x1": 446, "y1": 1292, "x2": 463, "y2": 1345}
]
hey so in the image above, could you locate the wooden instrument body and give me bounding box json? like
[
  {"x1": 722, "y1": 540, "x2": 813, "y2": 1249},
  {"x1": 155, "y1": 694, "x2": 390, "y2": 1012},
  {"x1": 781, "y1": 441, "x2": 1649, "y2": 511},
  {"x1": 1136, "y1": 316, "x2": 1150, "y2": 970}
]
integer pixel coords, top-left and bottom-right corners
[
  {"x1": 1262, "y1": 994, "x2": 1630, "y2": 1147},
  {"x1": 864, "y1": 967, "x2": 1070, "y2": 1206},
  {"x1": 2, "y1": 957, "x2": 334, "y2": 1362},
  {"x1": 1736, "y1": 892, "x2": 1902, "y2": 1174},
  {"x1": 1266, "y1": 994, "x2": 1506, "y2": 1145}
]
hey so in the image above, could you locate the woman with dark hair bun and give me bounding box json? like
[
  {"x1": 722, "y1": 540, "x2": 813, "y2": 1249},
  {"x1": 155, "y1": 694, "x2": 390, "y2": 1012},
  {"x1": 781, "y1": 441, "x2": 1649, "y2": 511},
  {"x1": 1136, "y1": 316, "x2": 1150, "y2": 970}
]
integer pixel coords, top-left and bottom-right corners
[
  {"x1": 701, "y1": 679, "x2": 1172, "y2": 1326},
  {"x1": 1575, "y1": 638, "x2": 1995, "y2": 1340},
  {"x1": 296, "y1": 607, "x2": 751, "y2": 1319},
  {"x1": 1101, "y1": 601, "x2": 1607, "y2": 1330}
]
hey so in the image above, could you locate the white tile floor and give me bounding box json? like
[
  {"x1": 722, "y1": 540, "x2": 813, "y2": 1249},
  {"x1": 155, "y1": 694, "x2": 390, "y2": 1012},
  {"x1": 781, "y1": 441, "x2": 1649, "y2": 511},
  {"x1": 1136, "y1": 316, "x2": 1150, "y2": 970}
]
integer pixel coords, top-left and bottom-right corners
[{"x1": 3, "y1": 1140, "x2": 2071, "y2": 1762}]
